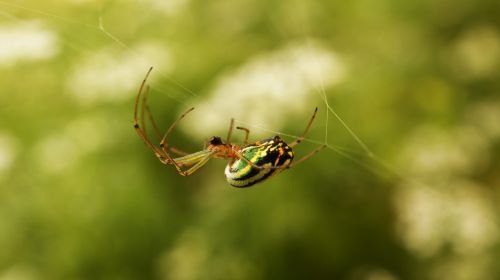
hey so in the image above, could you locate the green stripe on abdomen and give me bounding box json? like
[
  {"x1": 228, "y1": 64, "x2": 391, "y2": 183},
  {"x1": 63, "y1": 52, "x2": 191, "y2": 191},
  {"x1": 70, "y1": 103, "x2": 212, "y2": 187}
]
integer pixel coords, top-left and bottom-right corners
[{"x1": 224, "y1": 139, "x2": 294, "y2": 188}]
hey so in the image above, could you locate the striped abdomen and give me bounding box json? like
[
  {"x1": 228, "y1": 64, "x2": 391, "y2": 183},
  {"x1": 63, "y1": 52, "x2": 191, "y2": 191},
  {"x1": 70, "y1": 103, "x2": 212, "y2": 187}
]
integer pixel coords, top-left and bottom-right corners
[{"x1": 224, "y1": 136, "x2": 294, "y2": 188}]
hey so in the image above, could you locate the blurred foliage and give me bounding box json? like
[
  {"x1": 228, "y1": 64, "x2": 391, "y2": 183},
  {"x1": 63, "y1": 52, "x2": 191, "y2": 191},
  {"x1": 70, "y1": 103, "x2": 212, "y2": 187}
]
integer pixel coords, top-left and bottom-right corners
[{"x1": 1, "y1": 0, "x2": 500, "y2": 279}]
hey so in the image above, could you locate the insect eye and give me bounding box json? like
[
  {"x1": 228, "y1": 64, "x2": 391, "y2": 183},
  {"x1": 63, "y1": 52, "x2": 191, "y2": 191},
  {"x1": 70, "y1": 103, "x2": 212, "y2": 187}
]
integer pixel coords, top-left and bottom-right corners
[
  {"x1": 273, "y1": 135, "x2": 282, "y2": 142},
  {"x1": 209, "y1": 136, "x2": 223, "y2": 145}
]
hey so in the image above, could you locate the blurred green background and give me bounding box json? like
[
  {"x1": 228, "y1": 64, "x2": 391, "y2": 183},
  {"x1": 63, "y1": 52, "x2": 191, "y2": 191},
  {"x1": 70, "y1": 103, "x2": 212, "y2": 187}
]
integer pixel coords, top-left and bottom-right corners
[{"x1": 1, "y1": 0, "x2": 500, "y2": 279}]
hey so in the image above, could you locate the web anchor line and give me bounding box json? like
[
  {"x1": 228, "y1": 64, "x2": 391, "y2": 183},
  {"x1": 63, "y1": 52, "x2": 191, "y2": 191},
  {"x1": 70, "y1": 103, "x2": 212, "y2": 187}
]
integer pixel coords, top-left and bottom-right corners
[{"x1": 0, "y1": 0, "x2": 417, "y2": 184}]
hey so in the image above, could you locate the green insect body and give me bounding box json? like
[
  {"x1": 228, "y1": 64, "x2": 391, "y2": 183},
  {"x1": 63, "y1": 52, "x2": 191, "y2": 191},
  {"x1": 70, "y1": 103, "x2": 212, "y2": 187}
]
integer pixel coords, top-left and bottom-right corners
[{"x1": 225, "y1": 136, "x2": 294, "y2": 188}]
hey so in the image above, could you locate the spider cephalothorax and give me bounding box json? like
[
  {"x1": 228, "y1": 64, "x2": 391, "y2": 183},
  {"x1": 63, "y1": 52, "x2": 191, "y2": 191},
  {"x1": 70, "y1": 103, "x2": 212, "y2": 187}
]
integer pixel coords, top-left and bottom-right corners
[
  {"x1": 133, "y1": 67, "x2": 325, "y2": 187},
  {"x1": 208, "y1": 136, "x2": 223, "y2": 146}
]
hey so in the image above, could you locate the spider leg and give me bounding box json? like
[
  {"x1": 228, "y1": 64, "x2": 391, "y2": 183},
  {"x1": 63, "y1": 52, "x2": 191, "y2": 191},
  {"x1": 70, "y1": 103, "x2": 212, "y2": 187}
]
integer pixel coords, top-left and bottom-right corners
[
  {"x1": 220, "y1": 118, "x2": 236, "y2": 158},
  {"x1": 229, "y1": 107, "x2": 323, "y2": 172},
  {"x1": 142, "y1": 89, "x2": 191, "y2": 157},
  {"x1": 232, "y1": 151, "x2": 285, "y2": 171},
  {"x1": 179, "y1": 153, "x2": 213, "y2": 176},
  {"x1": 169, "y1": 147, "x2": 189, "y2": 156},
  {"x1": 173, "y1": 150, "x2": 214, "y2": 165},
  {"x1": 286, "y1": 144, "x2": 326, "y2": 168},
  {"x1": 142, "y1": 85, "x2": 162, "y2": 140},
  {"x1": 133, "y1": 67, "x2": 170, "y2": 162},
  {"x1": 159, "y1": 107, "x2": 195, "y2": 147},
  {"x1": 226, "y1": 118, "x2": 235, "y2": 144},
  {"x1": 169, "y1": 150, "x2": 215, "y2": 175},
  {"x1": 289, "y1": 107, "x2": 318, "y2": 147},
  {"x1": 159, "y1": 107, "x2": 195, "y2": 174},
  {"x1": 233, "y1": 144, "x2": 326, "y2": 171},
  {"x1": 232, "y1": 152, "x2": 267, "y2": 169},
  {"x1": 236, "y1": 126, "x2": 250, "y2": 145},
  {"x1": 134, "y1": 68, "x2": 211, "y2": 176},
  {"x1": 273, "y1": 107, "x2": 324, "y2": 169}
]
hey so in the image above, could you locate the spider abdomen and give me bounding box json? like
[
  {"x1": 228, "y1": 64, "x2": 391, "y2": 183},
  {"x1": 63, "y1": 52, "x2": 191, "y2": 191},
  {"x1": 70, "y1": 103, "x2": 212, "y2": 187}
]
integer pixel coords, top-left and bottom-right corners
[{"x1": 224, "y1": 137, "x2": 294, "y2": 188}]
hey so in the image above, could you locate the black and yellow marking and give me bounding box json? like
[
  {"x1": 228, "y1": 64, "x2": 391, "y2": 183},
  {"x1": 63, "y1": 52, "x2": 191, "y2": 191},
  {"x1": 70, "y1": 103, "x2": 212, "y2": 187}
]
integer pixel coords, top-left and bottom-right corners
[{"x1": 225, "y1": 136, "x2": 294, "y2": 188}]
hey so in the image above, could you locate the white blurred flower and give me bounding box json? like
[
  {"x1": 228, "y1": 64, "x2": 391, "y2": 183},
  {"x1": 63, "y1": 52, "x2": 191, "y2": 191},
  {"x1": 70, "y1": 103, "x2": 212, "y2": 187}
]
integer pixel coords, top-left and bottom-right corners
[
  {"x1": 466, "y1": 100, "x2": 500, "y2": 140},
  {"x1": 395, "y1": 181, "x2": 498, "y2": 258},
  {"x1": 0, "y1": 264, "x2": 38, "y2": 280},
  {"x1": 448, "y1": 25, "x2": 500, "y2": 80},
  {"x1": 0, "y1": 21, "x2": 59, "y2": 67},
  {"x1": 150, "y1": 0, "x2": 189, "y2": 16},
  {"x1": 67, "y1": 42, "x2": 172, "y2": 105},
  {"x1": 157, "y1": 228, "x2": 260, "y2": 280},
  {"x1": 395, "y1": 100, "x2": 499, "y2": 273},
  {"x1": 399, "y1": 125, "x2": 489, "y2": 178},
  {"x1": 431, "y1": 255, "x2": 494, "y2": 280},
  {"x1": 34, "y1": 113, "x2": 117, "y2": 174},
  {"x1": 181, "y1": 40, "x2": 344, "y2": 138},
  {"x1": 157, "y1": 230, "x2": 208, "y2": 280}
]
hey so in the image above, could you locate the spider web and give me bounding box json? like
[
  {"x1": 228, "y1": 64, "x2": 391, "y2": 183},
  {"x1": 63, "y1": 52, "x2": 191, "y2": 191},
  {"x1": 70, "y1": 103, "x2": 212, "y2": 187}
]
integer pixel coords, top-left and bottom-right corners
[{"x1": 0, "y1": 0, "x2": 411, "y2": 183}]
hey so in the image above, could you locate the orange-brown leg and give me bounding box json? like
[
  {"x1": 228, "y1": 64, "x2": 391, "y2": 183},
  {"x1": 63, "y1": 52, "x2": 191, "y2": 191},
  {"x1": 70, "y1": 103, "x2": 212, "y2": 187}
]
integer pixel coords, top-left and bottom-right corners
[
  {"x1": 289, "y1": 107, "x2": 318, "y2": 147},
  {"x1": 158, "y1": 107, "x2": 195, "y2": 175},
  {"x1": 236, "y1": 126, "x2": 250, "y2": 145},
  {"x1": 133, "y1": 67, "x2": 170, "y2": 163}
]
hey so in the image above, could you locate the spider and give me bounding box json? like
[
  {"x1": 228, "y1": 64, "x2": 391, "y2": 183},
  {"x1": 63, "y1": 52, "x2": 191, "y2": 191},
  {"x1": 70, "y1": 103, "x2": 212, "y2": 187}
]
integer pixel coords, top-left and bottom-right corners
[{"x1": 133, "y1": 67, "x2": 326, "y2": 187}]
